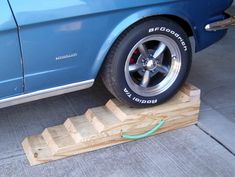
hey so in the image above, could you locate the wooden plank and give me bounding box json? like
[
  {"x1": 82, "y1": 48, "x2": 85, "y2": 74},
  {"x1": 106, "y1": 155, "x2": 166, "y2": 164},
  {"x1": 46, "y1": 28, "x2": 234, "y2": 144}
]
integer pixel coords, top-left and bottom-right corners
[
  {"x1": 22, "y1": 83, "x2": 201, "y2": 166},
  {"x1": 64, "y1": 116, "x2": 104, "y2": 143},
  {"x1": 22, "y1": 135, "x2": 59, "y2": 166},
  {"x1": 22, "y1": 114, "x2": 197, "y2": 165},
  {"x1": 105, "y1": 90, "x2": 196, "y2": 122},
  {"x1": 181, "y1": 83, "x2": 201, "y2": 97},
  {"x1": 85, "y1": 107, "x2": 121, "y2": 132},
  {"x1": 106, "y1": 96, "x2": 200, "y2": 122},
  {"x1": 42, "y1": 125, "x2": 77, "y2": 155},
  {"x1": 24, "y1": 108, "x2": 198, "y2": 163}
]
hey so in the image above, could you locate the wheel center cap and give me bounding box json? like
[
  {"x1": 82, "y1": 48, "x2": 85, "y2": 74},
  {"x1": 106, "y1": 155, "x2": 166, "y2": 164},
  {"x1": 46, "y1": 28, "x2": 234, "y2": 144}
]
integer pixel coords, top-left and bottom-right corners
[{"x1": 146, "y1": 60, "x2": 155, "y2": 70}]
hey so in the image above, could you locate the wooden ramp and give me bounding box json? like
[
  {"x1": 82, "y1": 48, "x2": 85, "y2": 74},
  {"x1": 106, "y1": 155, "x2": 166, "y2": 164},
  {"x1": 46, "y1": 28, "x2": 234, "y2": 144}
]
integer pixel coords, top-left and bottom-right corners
[{"x1": 22, "y1": 83, "x2": 201, "y2": 166}]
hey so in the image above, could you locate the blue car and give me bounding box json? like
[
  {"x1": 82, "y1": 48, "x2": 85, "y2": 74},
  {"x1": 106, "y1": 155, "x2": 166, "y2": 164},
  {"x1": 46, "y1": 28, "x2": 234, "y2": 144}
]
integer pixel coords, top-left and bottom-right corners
[{"x1": 0, "y1": 0, "x2": 234, "y2": 108}]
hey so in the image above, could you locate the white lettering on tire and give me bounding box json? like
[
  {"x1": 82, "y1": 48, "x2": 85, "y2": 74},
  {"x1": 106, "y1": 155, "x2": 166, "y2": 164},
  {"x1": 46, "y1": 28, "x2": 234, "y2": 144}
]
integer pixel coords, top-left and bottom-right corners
[
  {"x1": 123, "y1": 88, "x2": 158, "y2": 104},
  {"x1": 148, "y1": 27, "x2": 188, "y2": 51}
]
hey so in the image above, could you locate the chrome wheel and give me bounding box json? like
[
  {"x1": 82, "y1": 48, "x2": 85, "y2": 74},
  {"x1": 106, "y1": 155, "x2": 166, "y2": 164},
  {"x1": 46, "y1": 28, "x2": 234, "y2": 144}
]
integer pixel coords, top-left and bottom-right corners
[{"x1": 124, "y1": 34, "x2": 182, "y2": 97}]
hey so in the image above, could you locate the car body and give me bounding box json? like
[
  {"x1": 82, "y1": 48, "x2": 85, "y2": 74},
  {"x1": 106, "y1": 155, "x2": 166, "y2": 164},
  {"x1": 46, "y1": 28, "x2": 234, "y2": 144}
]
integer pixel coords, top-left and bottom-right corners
[{"x1": 0, "y1": 0, "x2": 234, "y2": 108}]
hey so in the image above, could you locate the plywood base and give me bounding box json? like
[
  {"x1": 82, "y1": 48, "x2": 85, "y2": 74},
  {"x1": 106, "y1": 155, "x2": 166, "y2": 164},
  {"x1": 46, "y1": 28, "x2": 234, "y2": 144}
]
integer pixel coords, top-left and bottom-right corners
[{"x1": 22, "y1": 83, "x2": 200, "y2": 166}]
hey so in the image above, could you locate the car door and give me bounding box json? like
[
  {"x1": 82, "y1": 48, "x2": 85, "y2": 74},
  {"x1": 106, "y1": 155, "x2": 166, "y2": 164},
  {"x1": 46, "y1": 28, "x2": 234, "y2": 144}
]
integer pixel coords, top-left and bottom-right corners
[
  {"x1": 0, "y1": 0, "x2": 23, "y2": 99},
  {"x1": 7, "y1": 0, "x2": 104, "y2": 93}
]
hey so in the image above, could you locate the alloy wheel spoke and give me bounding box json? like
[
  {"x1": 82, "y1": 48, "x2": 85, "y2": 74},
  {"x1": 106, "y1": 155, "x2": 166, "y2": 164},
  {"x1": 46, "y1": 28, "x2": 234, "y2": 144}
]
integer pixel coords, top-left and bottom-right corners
[
  {"x1": 141, "y1": 70, "x2": 151, "y2": 88},
  {"x1": 129, "y1": 64, "x2": 143, "y2": 72},
  {"x1": 138, "y1": 43, "x2": 149, "y2": 59},
  {"x1": 156, "y1": 64, "x2": 169, "y2": 74},
  {"x1": 153, "y1": 42, "x2": 166, "y2": 59}
]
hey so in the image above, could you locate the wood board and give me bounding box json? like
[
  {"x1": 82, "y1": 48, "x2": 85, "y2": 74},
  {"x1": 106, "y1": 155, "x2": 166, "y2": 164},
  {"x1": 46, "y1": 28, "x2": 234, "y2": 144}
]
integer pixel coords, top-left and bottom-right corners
[{"x1": 22, "y1": 83, "x2": 200, "y2": 166}]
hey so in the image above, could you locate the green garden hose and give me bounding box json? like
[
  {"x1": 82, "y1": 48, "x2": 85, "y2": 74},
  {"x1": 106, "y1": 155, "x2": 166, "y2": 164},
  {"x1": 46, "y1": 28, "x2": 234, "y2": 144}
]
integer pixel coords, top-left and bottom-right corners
[{"x1": 122, "y1": 119, "x2": 165, "y2": 139}]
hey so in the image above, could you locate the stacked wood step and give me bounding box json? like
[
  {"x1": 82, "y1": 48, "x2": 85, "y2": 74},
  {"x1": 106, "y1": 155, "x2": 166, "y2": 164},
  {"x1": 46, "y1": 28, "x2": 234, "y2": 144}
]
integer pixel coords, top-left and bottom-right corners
[{"x1": 22, "y1": 83, "x2": 201, "y2": 166}]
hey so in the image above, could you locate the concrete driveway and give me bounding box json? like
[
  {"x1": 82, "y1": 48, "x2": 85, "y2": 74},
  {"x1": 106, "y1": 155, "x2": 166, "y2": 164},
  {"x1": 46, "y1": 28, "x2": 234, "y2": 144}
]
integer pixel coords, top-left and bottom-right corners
[
  {"x1": 189, "y1": 6, "x2": 235, "y2": 154},
  {"x1": 0, "y1": 7, "x2": 235, "y2": 177}
]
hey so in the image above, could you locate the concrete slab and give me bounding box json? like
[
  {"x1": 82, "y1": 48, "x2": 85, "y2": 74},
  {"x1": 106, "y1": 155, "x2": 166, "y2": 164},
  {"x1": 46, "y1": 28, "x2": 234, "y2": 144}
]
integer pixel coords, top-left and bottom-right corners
[
  {"x1": 217, "y1": 105, "x2": 235, "y2": 123},
  {"x1": 0, "y1": 126, "x2": 235, "y2": 177},
  {"x1": 201, "y1": 83, "x2": 235, "y2": 109},
  {"x1": 189, "y1": 6, "x2": 235, "y2": 154},
  {"x1": 198, "y1": 109, "x2": 235, "y2": 153},
  {"x1": 188, "y1": 27, "x2": 235, "y2": 94},
  {"x1": 200, "y1": 101, "x2": 213, "y2": 112}
]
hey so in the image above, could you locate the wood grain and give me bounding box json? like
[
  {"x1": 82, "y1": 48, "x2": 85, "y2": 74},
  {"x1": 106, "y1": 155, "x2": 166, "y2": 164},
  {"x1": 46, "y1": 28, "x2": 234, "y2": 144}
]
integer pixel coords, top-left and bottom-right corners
[{"x1": 22, "y1": 83, "x2": 200, "y2": 166}]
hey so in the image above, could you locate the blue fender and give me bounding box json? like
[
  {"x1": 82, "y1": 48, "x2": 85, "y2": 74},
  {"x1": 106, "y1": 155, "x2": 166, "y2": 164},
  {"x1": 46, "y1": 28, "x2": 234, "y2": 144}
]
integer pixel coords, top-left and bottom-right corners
[{"x1": 92, "y1": 7, "x2": 196, "y2": 77}]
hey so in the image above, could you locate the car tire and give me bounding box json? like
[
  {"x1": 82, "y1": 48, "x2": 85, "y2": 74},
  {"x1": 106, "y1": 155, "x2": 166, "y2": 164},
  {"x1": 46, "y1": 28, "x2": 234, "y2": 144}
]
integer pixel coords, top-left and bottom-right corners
[{"x1": 101, "y1": 17, "x2": 192, "y2": 108}]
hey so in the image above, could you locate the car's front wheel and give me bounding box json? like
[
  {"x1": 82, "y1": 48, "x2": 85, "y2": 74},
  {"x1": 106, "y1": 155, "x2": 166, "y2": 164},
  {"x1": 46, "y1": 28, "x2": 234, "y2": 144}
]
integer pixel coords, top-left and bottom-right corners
[{"x1": 101, "y1": 17, "x2": 192, "y2": 108}]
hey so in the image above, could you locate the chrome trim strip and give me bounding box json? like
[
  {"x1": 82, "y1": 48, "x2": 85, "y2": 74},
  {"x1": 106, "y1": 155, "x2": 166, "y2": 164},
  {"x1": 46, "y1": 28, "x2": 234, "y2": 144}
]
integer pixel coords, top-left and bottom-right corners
[
  {"x1": 0, "y1": 79, "x2": 94, "y2": 109},
  {"x1": 205, "y1": 16, "x2": 235, "y2": 31}
]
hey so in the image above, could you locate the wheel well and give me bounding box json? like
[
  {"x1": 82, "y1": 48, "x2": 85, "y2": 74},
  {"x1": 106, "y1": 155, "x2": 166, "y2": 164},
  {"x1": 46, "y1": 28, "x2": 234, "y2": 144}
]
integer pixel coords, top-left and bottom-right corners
[
  {"x1": 98, "y1": 14, "x2": 194, "y2": 77},
  {"x1": 136, "y1": 14, "x2": 194, "y2": 37},
  {"x1": 108, "y1": 14, "x2": 194, "y2": 50},
  {"x1": 160, "y1": 15, "x2": 193, "y2": 37}
]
